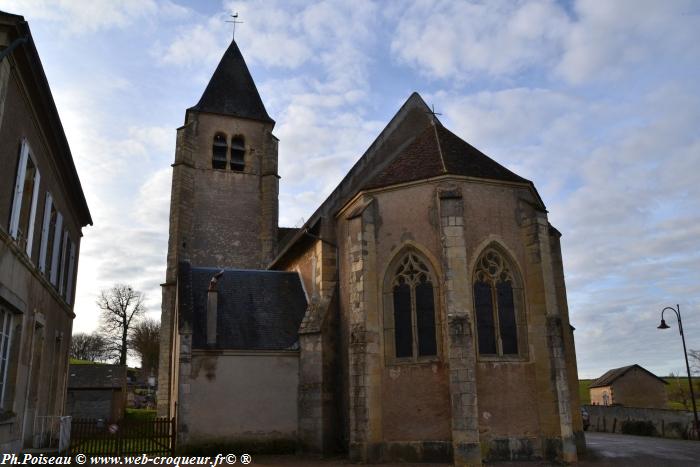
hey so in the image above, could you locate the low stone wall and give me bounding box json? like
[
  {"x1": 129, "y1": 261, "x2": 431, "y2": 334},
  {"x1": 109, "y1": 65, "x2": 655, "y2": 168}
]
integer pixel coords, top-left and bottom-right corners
[{"x1": 584, "y1": 404, "x2": 696, "y2": 439}]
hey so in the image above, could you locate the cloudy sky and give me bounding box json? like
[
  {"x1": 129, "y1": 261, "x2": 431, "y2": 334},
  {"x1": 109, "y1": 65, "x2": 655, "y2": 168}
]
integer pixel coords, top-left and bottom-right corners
[{"x1": 5, "y1": 0, "x2": 699, "y2": 378}]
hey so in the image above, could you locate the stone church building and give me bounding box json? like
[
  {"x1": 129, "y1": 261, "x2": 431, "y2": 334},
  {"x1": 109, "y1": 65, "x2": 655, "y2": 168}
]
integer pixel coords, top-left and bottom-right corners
[{"x1": 158, "y1": 39, "x2": 584, "y2": 465}]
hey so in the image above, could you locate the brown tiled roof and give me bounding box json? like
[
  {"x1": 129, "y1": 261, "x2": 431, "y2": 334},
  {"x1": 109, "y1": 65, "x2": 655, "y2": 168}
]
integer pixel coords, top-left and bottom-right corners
[
  {"x1": 363, "y1": 123, "x2": 529, "y2": 190},
  {"x1": 589, "y1": 364, "x2": 668, "y2": 388},
  {"x1": 270, "y1": 92, "x2": 545, "y2": 269}
]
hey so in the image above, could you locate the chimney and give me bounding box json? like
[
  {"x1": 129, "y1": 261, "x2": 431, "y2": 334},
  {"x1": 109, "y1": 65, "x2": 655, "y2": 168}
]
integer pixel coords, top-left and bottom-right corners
[{"x1": 207, "y1": 270, "x2": 224, "y2": 345}]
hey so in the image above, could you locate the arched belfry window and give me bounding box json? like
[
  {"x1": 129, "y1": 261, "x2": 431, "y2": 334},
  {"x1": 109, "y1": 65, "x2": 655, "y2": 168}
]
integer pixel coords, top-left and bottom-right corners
[
  {"x1": 473, "y1": 247, "x2": 520, "y2": 356},
  {"x1": 230, "y1": 136, "x2": 245, "y2": 171},
  {"x1": 385, "y1": 250, "x2": 438, "y2": 360},
  {"x1": 212, "y1": 133, "x2": 227, "y2": 169}
]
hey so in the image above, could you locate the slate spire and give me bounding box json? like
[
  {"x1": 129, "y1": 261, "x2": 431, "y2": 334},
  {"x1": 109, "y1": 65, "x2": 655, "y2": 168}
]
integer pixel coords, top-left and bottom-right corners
[{"x1": 189, "y1": 39, "x2": 274, "y2": 124}]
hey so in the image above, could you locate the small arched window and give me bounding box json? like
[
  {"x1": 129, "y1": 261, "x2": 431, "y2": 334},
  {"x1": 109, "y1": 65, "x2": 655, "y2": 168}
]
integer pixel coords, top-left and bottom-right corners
[
  {"x1": 387, "y1": 251, "x2": 438, "y2": 359},
  {"x1": 473, "y1": 248, "x2": 519, "y2": 356},
  {"x1": 212, "y1": 133, "x2": 227, "y2": 169},
  {"x1": 230, "y1": 136, "x2": 245, "y2": 171}
]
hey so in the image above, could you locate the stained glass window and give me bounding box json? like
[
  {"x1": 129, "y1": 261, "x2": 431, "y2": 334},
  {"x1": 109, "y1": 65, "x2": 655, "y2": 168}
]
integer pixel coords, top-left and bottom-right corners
[
  {"x1": 390, "y1": 252, "x2": 438, "y2": 359},
  {"x1": 474, "y1": 248, "x2": 519, "y2": 356}
]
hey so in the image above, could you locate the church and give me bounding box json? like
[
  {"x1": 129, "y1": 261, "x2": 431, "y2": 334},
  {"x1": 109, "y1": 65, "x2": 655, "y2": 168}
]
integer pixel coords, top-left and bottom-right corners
[{"x1": 157, "y1": 38, "x2": 584, "y2": 466}]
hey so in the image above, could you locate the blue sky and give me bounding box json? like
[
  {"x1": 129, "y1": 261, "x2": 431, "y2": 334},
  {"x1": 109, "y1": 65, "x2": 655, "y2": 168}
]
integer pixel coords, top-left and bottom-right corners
[{"x1": 5, "y1": 0, "x2": 699, "y2": 378}]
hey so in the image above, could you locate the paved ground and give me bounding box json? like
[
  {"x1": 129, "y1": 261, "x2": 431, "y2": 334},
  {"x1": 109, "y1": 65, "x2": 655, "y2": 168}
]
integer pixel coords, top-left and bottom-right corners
[
  {"x1": 251, "y1": 432, "x2": 700, "y2": 466},
  {"x1": 576, "y1": 432, "x2": 700, "y2": 466}
]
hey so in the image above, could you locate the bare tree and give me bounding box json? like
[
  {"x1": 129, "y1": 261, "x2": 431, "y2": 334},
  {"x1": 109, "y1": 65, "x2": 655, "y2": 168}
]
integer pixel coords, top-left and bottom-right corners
[
  {"x1": 689, "y1": 349, "x2": 700, "y2": 375},
  {"x1": 129, "y1": 318, "x2": 160, "y2": 377},
  {"x1": 668, "y1": 371, "x2": 692, "y2": 410},
  {"x1": 97, "y1": 284, "x2": 145, "y2": 365},
  {"x1": 70, "y1": 332, "x2": 109, "y2": 362}
]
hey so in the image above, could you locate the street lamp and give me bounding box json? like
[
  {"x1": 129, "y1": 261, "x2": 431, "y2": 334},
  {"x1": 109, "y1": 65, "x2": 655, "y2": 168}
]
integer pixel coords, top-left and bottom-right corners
[{"x1": 658, "y1": 304, "x2": 699, "y2": 439}]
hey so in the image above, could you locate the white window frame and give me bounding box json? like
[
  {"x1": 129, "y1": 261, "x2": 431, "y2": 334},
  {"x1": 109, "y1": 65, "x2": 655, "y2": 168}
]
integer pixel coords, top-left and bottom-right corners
[
  {"x1": 38, "y1": 192, "x2": 53, "y2": 273},
  {"x1": 10, "y1": 139, "x2": 42, "y2": 258},
  {"x1": 49, "y1": 213, "x2": 63, "y2": 286},
  {"x1": 0, "y1": 306, "x2": 14, "y2": 410}
]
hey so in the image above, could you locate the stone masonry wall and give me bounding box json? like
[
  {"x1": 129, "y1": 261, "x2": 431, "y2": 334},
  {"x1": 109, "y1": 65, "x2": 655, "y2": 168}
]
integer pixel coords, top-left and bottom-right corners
[
  {"x1": 346, "y1": 198, "x2": 382, "y2": 462},
  {"x1": 585, "y1": 404, "x2": 695, "y2": 439},
  {"x1": 437, "y1": 187, "x2": 481, "y2": 467}
]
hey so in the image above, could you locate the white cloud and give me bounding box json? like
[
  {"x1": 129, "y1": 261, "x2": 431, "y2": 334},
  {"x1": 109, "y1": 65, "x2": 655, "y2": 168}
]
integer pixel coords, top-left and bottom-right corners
[
  {"x1": 556, "y1": 0, "x2": 700, "y2": 84},
  {"x1": 14, "y1": 0, "x2": 698, "y2": 379},
  {"x1": 156, "y1": 18, "x2": 229, "y2": 67},
  {"x1": 4, "y1": 0, "x2": 160, "y2": 35},
  {"x1": 390, "y1": 0, "x2": 569, "y2": 80}
]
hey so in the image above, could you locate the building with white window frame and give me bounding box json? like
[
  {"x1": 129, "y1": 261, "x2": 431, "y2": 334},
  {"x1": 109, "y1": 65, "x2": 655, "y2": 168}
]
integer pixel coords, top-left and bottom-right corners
[{"x1": 0, "y1": 10, "x2": 92, "y2": 453}]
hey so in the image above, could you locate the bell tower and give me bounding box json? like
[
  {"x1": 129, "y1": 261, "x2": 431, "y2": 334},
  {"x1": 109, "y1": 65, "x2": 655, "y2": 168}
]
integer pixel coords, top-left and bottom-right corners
[
  {"x1": 170, "y1": 38, "x2": 278, "y2": 270},
  {"x1": 157, "y1": 39, "x2": 278, "y2": 415}
]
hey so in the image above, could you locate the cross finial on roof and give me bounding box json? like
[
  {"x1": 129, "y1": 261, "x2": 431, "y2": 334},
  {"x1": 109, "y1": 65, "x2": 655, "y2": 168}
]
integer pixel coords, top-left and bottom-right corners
[
  {"x1": 225, "y1": 12, "x2": 244, "y2": 40},
  {"x1": 427, "y1": 104, "x2": 442, "y2": 118}
]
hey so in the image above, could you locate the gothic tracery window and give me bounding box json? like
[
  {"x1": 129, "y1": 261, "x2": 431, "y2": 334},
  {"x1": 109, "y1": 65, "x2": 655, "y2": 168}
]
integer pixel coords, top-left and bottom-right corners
[
  {"x1": 389, "y1": 251, "x2": 438, "y2": 359},
  {"x1": 473, "y1": 248, "x2": 519, "y2": 356}
]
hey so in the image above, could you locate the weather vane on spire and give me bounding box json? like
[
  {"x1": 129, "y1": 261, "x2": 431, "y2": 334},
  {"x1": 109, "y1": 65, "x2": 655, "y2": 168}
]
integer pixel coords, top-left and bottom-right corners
[{"x1": 225, "y1": 13, "x2": 244, "y2": 40}]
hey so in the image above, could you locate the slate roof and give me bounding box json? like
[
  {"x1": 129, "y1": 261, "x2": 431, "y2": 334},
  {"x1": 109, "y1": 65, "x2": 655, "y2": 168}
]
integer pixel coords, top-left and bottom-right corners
[
  {"x1": 68, "y1": 364, "x2": 126, "y2": 389},
  {"x1": 179, "y1": 263, "x2": 307, "y2": 350},
  {"x1": 589, "y1": 364, "x2": 668, "y2": 388},
  {"x1": 188, "y1": 39, "x2": 274, "y2": 124},
  {"x1": 363, "y1": 123, "x2": 530, "y2": 190}
]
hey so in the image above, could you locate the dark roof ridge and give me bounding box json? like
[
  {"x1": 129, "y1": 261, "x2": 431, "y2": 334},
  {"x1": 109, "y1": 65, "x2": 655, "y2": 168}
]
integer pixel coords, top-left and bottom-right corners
[
  {"x1": 0, "y1": 11, "x2": 92, "y2": 226},
  {"x1": 188, "y1": 39, "x2": 274, "y2": 124},
  {"x1": 270, "y1": 92, "x2": 435, "y2": 268},
  {"x1": 189, "y1": 265, "x2": 299, "y2": 274},
  {"x1": 432, "y1": 120, "x2": 447, "y2": 173},
  {"x1": 589, "y1": 364, "x2": 668, "y2": 388}
]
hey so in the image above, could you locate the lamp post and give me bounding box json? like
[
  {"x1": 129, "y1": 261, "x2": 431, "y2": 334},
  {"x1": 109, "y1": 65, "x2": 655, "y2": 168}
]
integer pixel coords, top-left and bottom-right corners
[{"x1": 658, "y1": 304, "x2": 699, "y2": 439}]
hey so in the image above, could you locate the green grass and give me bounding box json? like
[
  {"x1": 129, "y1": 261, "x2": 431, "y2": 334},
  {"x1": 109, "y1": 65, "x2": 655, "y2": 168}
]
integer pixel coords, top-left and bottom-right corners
[
  {"x1": 578, "y1": 379, "x2": 592, "y2": 404},
  {"x1": 70, "y1": 358, "x2": 101, "y2": 365},
  {"x1": 664, "y1": 376, "x2": 700, "y2": 410}
]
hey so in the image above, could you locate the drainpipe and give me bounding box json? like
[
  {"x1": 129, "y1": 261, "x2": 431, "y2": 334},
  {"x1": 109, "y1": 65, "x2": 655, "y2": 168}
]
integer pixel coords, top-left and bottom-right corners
[
  {"x1": 207, "y1": 271, "x2": 224, "y2": 345},
  {"x1": 0, "y1": 35, "x2": 29, "y2": 63},
  {"x1": 20, "y1": 314, "x2": 37, "y2": 446}
]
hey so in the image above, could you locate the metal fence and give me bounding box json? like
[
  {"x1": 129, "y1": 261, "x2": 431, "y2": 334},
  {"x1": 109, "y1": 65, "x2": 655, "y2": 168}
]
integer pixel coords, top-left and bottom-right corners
[{"x1": 70, "y1": 417, "x2": 175, "y2": 455}]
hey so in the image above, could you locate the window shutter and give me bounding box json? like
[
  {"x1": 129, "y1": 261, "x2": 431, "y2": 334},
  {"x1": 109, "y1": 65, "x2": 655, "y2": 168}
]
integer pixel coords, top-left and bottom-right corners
[
  {"x1": 0, "y1": 308, "x2": 13, "y2": 409},
  {"x1": 66, "y1": 239, "x2": 76, "y2": 304},
  {"x1": 212, "y1": 134, "x2": 227, "y2": 169},
  {"x1": 58, "y1": 232, "x2": 69, "y2": 296},
  {"x1": 9, "y1": 139, "x2": 29, "y2": 238},
  {"x1": 25, "y1": 169, "x2": 40, "y2": 258},
  {"x1": 50, "y1": 213, "x2": 63, "y2": 286},
  {"x1": 39, "y1": 193, "x2": 53, "y2": 272}
]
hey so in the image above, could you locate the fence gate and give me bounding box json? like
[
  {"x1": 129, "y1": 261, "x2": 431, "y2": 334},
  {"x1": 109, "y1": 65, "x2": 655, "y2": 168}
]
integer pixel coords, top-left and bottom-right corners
[{"x1": 70, "y1": 417, "x2": 175, "y2": 456}]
